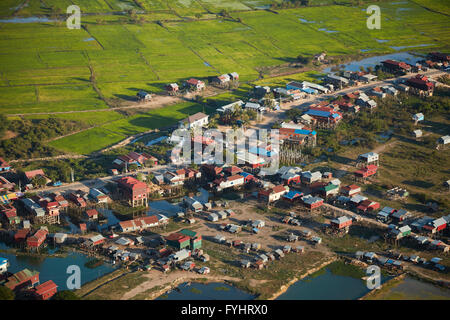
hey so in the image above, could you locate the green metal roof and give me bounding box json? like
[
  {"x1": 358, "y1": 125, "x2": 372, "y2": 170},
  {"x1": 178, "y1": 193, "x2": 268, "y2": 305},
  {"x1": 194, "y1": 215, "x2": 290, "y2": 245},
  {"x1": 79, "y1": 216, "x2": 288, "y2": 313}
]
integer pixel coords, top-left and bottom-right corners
[{"x1": 180, "y1": 229, "x2": 197, "y2": 238}]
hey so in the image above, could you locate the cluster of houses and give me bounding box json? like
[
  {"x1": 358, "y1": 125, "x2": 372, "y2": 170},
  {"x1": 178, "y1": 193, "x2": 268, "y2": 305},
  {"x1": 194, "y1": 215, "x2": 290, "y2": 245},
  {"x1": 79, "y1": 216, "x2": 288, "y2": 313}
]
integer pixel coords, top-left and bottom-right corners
[
  {"x1": 112, "y1": 151, "x2": 158, "y2": 172},
  {"x1": 239, "y1": 244, "x2": 306, "y2": 270},
  {"x1": 0, "y1": 264, "x2": 58, "y2": 300},
  {"x1": 356, "y1": 249, "x2": 446, "y2": 272}
]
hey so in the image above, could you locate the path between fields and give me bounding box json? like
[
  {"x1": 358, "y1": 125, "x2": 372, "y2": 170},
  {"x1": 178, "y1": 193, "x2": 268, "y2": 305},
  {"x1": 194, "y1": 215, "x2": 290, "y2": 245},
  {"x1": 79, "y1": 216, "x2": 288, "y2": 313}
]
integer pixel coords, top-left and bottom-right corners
[{"x1": 6, "y1": 87, "x2": 225, "y2": 117}]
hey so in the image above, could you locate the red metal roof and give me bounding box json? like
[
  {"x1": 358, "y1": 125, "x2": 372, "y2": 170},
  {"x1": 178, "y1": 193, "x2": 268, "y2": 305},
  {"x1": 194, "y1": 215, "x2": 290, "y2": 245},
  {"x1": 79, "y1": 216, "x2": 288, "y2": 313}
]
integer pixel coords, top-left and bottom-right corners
[
  {"x1": 86, "y1": 209, "x2": 98, "y2": 217},
  {"x1": 118, "y1": 176, "x2": 148, "y2": 190},
  {"x1": 35, "y1": 280, "x2": 57, "y2": 296},
  {"x1": 272, "y1": 185, "x2": 287, "y2": 194},
  {"x1": 24, "y1": 169, "x2": 45, "y2": 180},
  {"x1": 165, "y1": 232, "x2": 190, "y2": 243}
]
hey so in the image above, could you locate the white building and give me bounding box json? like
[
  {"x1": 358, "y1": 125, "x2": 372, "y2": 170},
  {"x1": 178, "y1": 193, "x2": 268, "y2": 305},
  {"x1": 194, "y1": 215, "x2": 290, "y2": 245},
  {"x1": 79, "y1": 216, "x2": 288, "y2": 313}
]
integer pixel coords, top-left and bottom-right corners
[
  {"x1": 217, "y1": 100, "x2": 244, "y2": 113},
  {"x1": 179, "y1": 112, "x2": 209, "y2": 130},
  {"x1": 0, "y1": 257, "x2": 8, "y2": 275}
]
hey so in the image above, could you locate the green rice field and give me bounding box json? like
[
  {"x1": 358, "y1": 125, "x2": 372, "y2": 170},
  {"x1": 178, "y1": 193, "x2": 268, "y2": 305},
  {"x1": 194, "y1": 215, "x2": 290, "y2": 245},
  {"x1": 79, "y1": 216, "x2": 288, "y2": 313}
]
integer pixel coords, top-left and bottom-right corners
[
  {"x1": 48, "y1": 101, "x2": 210, "y2": 154},
  {"x1": 0, "y1": 0, "x2": 449, "y2": 154}
]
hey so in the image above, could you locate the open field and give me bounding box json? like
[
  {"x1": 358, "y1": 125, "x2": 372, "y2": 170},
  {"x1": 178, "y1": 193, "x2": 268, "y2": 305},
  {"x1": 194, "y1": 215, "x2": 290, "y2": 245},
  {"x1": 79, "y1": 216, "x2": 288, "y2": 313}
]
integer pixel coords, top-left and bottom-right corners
[
  {"x1": 1, "y1": 1, "x2": 449, "y2": 117},
  {"x1": 48, "y1": 101, "x2": 211, "y2": 154}
]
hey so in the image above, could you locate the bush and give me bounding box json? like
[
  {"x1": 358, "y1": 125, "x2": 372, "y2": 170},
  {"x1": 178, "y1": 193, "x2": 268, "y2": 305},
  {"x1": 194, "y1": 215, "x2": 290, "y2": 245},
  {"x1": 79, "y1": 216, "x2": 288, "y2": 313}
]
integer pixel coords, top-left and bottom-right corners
[
  {"x1": 0, "y1": 286, "x2": 15, "y2": 300},
  {"x1": 52, "y1": 290, "x2": 80, "y2": 300}
]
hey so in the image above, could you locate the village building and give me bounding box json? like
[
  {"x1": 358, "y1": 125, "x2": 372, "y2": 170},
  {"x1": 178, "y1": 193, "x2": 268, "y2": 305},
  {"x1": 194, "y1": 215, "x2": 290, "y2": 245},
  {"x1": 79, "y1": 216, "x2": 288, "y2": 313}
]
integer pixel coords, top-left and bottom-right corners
[
  {"x1": 0, "y1": 176, "x2": 15, "y2": 193},
  {"x1": 301, "y1": 195, "x2": 324, "y2": 209},
  {"x1": 390, "y1": 225, "x2": 412, "y2": 240},
  {"x1": 27, "y1": 229, "x2": 48, "y2": 250},
  {"x1": 165, "y1": 232, "x2": 194, "y2": 251},
  {"x1": 406, "y1": 74, "x2": 434, "y2": 96},
  {"x1": 84, "y1": 208, "x2": 99, "y2": 221},
  {"x1": 357, "y1": 152, "x2": 379, "y2": 166},
  {"x1": 244, "y1": 102, "x2": 265, "y2": 113},
  {"x1": 118, "y1": 215, "x2": 160, "y2": 233},
  {"x1": 412, "y1": 129, "x2": 423, "y2": 138},
  {"x1": 178, "y1": 112, "x2": 209, "y2": 130},
  {"x1": 213, "y1": 74, "x2": 231, "y2": 86},
  {"x1": 304, "y1": 106, "x2": 342, "y2": 128},
  {"x1": 184, "y1": 78, "x2": 205, "y2": 91},
  {"x1": 279, "y1": 127, "x2": 317, "y2": 147},
  {"x1": 89, "y1": 188, "x2": 109, "y2": 203},
  {"x1": 356, "y1": 199, "x2": 380, "y2": 213},
  {"x1": 258, "y1": 185, "x2": 289, "y2": 203},
  {"x1": 235, "y1": 151, "x2": 265, "y2": 169},
  {"x1": 214, "y1": 175, "x2": 244, "y2": 192},
  {"x1": 0, "y1": 204, "x2": 20, "y2": 226},
  {"x1": 165, "y1": 83, "x2": 179, "y2": 94},
  {"x1": 428, "y1": 52, "x2": 450, "y2": 63},
  {"x1": 319, "y1": 183, "x2": 340, "y2": 198},
  {"x1": 0, "y1": 157, "x2": 11, "y2": 172},
  {"x1": 423, "y1": 217, "x2": 447, "y2": 234},
  {"x1": 354, "y1": 165, "x2": 378, "y2": 180},
  {"x1": 68, "y1": 191, "x2": 87, "y2": 207},
  {"x1": 113, "y1": 151, "x2": 157, "y2": 170},
  {"x1": 330, "y1": 216, "x2": 353, "y2": 230},
  {"x1": 24, "y1": 169, "x2": 51, "y2": 186},
  {"x1": 0, "y1": 257, "x2": 8, "y2": 274},
  {"x1": 117, "y1": 176, "x2": 149, "y2": 207},
  {"x1": 412, "y1": 112, "x2": 424, "y2": 124},
  {"x1": 340, "y1": 184, "x2": 361, "y2": 197},
  {"x1": 33, "y1": 280, "x2": 58, "y2": 300},
  {"x1": 217, "y1": 100, "x2": 244, "y2": 113},
  {"x1": 437, "y1": 135, "x2": 450, "y2": 149},
  {"x1": 381, "y1": 59, "x2": 411, "y2": 74},
  {"x1": 88, "y1": 234, "x2": 105, "y2": 247},
  {"x1": 136, "y1": 90, "x2": 152, "y2": 101},
  {"x1": 325, "y1": 74, "x2": 349, "y2": 89},
  {"x1": 2, "y1": 268, "x2": 40, "y2": 291},
  {"x1": 301, "y1": 171, "x2": 322, "y2": 184}
]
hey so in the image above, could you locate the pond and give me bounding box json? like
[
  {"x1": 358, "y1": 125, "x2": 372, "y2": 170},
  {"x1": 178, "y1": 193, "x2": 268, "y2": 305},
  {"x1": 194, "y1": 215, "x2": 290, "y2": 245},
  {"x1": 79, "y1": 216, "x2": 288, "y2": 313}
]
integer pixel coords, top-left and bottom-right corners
[
  {"x1": 148, "y1": 200, "x2": 183, "y2": 217},
  {"x1": 323, "y1": 52, "x2": 423, "y2": 73},
  {"x1": 390, "y1": 44, "x2": 433, "y2": 51},
  {"x1": 0, "y1": 243, "x2": 117, "y2": 290},
  {"x1": 0, "y1": 17, "x2": 57, "y2": 23},
  {"x1": 157, "y1": 282, "x2": 256, "y2": 300},
  {"x1": 277, "y1": 265, "x2": 390, "y2": 300},
  {"x1": 96, "y1": 208, "x2": 121, "y2": 232}
]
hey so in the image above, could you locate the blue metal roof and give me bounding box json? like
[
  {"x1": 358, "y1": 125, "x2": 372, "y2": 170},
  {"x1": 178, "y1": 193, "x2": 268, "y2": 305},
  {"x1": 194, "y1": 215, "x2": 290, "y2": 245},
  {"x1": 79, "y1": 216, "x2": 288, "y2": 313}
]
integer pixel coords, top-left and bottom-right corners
[
  {"x1": 300, "y1": 88, "x2": 317, "y2": 94},
  {"x1": 248, "y1": 147, "x2": 274, "y2": 157},
  {"x1": 305, "y1": 109, "x2": 331, "y2": 117},
  {"x1": 294, "y1": 129, "x2": 313, "y2": 135},
  {"x1": 239, "y1": 172, "x2": 253, "y2": 178},
  {"x1": 283, "y1": 190, "x2": 303, "y2": 199}
]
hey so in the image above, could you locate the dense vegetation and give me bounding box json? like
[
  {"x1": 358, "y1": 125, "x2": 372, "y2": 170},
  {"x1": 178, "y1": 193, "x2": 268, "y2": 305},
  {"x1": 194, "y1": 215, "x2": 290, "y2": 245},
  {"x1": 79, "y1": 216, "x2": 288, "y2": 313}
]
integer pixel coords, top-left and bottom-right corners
[{"x1": 0, "y1": 118, "x2": 85, "y2": 160}]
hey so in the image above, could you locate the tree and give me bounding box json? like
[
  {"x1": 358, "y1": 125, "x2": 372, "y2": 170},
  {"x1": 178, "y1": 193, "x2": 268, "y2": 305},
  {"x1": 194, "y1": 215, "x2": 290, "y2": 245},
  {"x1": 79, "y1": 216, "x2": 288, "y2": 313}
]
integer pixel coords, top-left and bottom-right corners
[
  {"x1": 0, "y1": 114, "x2": 8, "y2": 139},
  {"x1": 52, "y1": 290, "x2": 80, "y2": 300},
  {"x1": 195, "y1": 13, "x2": 202, "y2": 19},
  {"x1": 0, "y1": 286, "x2": 14, "y2": 300},
  {"x1": 128, "y1": 163, "x2": 139, "y2": 171},
  {"x1": 32, "y1": 176, "x2": 48, "y2": 188}
]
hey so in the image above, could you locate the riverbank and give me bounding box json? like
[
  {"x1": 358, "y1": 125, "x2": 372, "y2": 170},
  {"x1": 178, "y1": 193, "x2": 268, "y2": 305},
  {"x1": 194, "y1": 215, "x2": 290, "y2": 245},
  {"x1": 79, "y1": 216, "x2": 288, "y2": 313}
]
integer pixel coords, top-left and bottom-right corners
[{"x1": 359, "y1": 274, "x2": 406, "y2": 300}]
